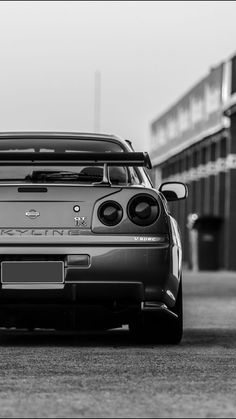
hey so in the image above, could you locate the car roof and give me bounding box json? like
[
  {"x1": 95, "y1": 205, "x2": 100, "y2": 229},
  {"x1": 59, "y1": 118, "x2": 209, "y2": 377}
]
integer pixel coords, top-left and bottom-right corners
[{"x1": 0, "y1": 132, "x2": 131, "y2": 149}]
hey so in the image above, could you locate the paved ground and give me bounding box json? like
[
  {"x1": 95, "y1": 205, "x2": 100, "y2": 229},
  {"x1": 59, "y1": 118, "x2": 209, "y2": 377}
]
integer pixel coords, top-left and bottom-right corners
[{"x1": 0, "y1": 271, "x2": 236, "y2": 418}]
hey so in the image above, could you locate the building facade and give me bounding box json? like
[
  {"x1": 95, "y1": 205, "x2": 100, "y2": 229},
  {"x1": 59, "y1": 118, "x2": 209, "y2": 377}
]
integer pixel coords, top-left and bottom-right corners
[{"x1": 150, "y1": 53, "x2": 236, "y2": 270}]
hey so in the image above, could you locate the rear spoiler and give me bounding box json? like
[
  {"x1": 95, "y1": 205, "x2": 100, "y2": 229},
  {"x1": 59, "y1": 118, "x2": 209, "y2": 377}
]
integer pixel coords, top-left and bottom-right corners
[{"x1": 0, "y1": 152, "x2": 152, "y2": 169}]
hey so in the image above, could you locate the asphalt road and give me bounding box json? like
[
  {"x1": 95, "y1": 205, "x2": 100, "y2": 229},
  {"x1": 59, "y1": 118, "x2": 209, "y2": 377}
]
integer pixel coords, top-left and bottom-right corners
[{"x1": 0, "y1": 271, "x2": 236, "y2": 418}]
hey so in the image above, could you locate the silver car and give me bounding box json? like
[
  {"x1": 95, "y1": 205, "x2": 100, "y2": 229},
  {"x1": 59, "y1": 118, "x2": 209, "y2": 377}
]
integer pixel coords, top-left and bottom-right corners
[{"x1": 0, "y1": 132, "x2": 187, "y2": 344}]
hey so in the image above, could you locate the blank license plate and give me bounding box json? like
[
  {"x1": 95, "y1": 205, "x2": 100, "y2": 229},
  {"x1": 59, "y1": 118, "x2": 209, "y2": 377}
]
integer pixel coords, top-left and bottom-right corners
[{"x1": 1, "y1": 261, "x2": 64, "y2": 284}]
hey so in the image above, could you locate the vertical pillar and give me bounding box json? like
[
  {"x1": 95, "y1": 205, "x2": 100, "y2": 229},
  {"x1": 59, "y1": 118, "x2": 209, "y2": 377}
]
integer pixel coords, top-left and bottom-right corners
[
  {"x1": 225, "y1": 114, "x2": 236, "y2": 269},
  {"x1": 180, "y1": 153, "x2": 188, "y2": 263},
  {"x1": 204, "y1": 141, "x2": 212, "y2": 215},
  {"x1": 179, "y1": 156, "x2": 184, "y2": 226},
  {"x1": 191, "y1": 149, "x2": 198, "y2": 214},
  {"x1": 215, "y1": 137, "x2": 227, "y2": 217},
  {"x1": 215, "y1": 135, "x2": 227, "y2": 268},
  {"x1": 209, "y1": 141, "x2": 217, "y2": 215},
  {"x1": 200, "y1": 145, "x2": 207, "y2": 215},
  {"x1": 168, "y1": 159, "x2": 178, "y2": 221},
  {"x1": 184, "y1": 151, "x2": 193, "y2": 265},
  {"x1": 195, "y1": 147, "x2": 202, "y2": 215}
]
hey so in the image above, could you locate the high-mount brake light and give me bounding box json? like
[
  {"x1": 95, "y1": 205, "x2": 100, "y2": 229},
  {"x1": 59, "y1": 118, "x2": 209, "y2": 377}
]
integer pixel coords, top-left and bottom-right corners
[
  {"x1": 127, "y1": 194, "x2": 160, "y2": 226},
  {"x1": 98, "y1": 201, "x2": 123, "y2": 227}
]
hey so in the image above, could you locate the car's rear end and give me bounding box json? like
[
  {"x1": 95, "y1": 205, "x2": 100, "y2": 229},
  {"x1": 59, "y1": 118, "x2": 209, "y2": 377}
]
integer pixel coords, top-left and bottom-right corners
[{"x1": 0, "y1": 133, "x2": 184, "y2": 343}]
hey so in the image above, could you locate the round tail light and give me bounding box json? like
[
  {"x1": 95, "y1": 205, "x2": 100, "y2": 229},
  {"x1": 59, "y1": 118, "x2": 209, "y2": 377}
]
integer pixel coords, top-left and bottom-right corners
[
  {"x1": 98, "y1": 201, "x2": 123, "y2": 226},
  {"x1": 127, "y1": 194, "x2": 159, "y2": 226}
]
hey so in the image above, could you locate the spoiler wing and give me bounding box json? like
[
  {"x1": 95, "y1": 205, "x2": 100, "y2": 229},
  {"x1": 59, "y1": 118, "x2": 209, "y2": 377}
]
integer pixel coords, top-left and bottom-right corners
[{"x1": 0, "y1": 152, "x2": 152, "y2": 169}]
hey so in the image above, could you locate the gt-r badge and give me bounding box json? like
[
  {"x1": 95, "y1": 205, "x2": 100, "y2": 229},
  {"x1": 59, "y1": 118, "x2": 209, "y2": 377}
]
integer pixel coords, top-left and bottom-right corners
[
  {"x1": 74, "y1": 216, "x2": 88, "y2": 227},
  {"x1": 26, "y1": 209, "x2": 40, "y2": 219}
]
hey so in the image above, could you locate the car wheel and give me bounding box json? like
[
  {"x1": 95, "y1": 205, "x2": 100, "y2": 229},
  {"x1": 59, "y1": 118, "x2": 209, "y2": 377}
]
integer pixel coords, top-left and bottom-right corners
[{"x1": 129, "y1": 279, "x2": 183, "y2": 345}]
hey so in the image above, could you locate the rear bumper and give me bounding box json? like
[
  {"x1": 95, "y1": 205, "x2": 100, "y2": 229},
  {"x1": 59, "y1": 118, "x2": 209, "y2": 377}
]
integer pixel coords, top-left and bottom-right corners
[
  {"x1": 0, "y1": 244, "x2": 180, "y2": 308},
  {"x1": 0, "y1": 301, "x2": 178, "y2": 330}
]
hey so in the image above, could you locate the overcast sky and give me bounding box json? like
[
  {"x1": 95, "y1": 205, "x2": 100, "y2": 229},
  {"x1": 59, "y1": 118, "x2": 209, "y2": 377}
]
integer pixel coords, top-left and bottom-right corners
[{"x1": 0, "y1": 1, "x2": 236, "y2": 150}]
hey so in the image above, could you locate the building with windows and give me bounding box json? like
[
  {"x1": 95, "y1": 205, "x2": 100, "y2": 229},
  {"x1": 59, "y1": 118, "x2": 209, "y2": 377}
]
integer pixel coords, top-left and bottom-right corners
[{"x1": 150, "y1": 53, "x2": 236, "y2": 270}]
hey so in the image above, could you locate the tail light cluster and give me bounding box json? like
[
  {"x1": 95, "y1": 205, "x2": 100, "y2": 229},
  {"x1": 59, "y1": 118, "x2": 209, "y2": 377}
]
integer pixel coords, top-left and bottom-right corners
[
  {"x1": 98, "y1": 201, "x2": 123, "y2": 226},
  {"x1": 127, "y1": 194, "x2": 159, "y2": 226},
  {"x1": 98, "y1": 194, "x2": 159, "y2": 227}
]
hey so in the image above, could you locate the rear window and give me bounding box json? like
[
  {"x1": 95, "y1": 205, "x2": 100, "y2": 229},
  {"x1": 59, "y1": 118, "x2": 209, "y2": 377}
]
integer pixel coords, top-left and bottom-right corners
[
  {"x1": 0, "y1": 165, "x2": 131, "y2": 185},
  {"x1": 0, "y1": 139, "x2": 124, "y2": 153}
]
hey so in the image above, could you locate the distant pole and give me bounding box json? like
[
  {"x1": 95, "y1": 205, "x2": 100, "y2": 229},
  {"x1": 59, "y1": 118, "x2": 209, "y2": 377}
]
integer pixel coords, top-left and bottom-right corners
[{"x1": 94, "y1": 70, "x2": 101, "y2": 133}]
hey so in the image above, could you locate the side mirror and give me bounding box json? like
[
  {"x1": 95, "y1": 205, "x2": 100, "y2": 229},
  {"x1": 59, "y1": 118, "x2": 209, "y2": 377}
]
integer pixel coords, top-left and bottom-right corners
[{"x1": 159, "y1": 182, "x2": 188, "y2": 202}]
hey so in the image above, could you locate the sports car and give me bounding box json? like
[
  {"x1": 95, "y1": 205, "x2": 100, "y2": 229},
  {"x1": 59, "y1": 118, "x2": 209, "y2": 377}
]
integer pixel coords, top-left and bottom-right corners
[{"x1": 0, "y1": 132, "x2": 187, "y2": 344}]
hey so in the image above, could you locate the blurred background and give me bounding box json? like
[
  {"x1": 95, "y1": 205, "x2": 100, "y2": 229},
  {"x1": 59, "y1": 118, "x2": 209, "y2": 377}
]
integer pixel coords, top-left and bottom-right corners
[{"x1": 1, "y1": 1, "x2": 236, "y2": 270}]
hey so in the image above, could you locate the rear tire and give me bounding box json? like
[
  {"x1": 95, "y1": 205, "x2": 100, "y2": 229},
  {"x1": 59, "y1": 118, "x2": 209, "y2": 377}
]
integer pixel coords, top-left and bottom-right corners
[{"x1": 129, "y1": 280, "x2": 183, "y2": 345}]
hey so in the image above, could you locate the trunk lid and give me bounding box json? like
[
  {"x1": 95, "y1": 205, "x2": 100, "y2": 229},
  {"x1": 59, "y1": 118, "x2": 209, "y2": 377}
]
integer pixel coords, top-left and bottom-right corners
[{"x1": 0, "y1": 185, "x2": 120, "y2": 228}]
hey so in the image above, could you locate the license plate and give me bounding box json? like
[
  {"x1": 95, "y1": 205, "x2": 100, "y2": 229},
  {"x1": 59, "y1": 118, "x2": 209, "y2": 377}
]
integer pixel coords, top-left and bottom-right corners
[{"x1": 1, "y1": 261, "x2": 64, "y2": 284}]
